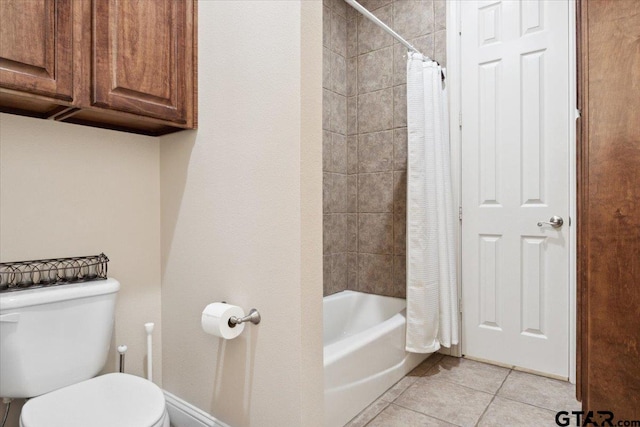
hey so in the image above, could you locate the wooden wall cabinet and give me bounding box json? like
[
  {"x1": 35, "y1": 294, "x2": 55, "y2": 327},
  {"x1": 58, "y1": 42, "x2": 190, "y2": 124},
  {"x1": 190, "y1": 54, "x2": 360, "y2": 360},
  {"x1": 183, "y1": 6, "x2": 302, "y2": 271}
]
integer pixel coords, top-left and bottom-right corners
[
  {"x1": 0, "y1": 0, "x2": 197, "y2": 136},
  {"x1": 577, "y1": 0, "x2": 640, "y2": 418}
]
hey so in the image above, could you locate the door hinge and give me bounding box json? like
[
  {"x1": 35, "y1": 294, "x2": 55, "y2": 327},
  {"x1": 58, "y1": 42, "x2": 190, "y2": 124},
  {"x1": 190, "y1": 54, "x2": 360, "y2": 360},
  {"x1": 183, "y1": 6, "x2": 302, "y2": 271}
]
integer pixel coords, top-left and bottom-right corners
[{"x1": 458, "y1": 206, "x2": 463, "y2": 221}]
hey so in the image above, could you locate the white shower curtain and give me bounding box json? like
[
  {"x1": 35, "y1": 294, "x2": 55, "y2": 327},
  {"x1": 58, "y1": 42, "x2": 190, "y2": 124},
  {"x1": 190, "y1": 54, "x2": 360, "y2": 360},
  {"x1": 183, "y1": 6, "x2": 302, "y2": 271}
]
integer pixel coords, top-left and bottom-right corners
[{"x1": 405, "y1": 53, "x2": 459, "y2": 353}]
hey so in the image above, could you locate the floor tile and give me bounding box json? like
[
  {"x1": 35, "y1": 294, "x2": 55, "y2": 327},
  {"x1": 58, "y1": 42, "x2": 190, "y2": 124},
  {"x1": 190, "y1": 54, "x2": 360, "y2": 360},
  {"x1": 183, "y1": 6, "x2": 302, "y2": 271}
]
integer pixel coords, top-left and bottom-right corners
[
  {"x1": 478, "y1": 396, "x2": 558, "y2": 427},
  {"x1": 367, "y1": 404, "x2": 456, "y2": 427},
  {"x1": 407, "y1": 353, "x2": 444, "y2": 377},
  {"x1": 425, "y1": 356, "x2": 511, "y2": 393},
  {"x1": 395, "y1": 377, "x2": 493, "y2": 426},
  {"x1": 380, "y1": 375, "x2": 418, "y2": 402},
  {"x1": 345, "y1": 398, "x2": 389, "y2": 427},
  {"x1": 498, "y1": 370, "x2": 581, "y2": 412}
]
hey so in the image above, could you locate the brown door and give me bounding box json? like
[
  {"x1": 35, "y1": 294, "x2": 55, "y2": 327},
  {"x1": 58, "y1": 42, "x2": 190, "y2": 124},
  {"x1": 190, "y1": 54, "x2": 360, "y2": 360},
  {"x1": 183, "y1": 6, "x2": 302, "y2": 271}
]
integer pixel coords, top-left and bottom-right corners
[
  {"x1": 0, "y1": 0, "x2": 73, "y2": 101},
  {"x1": 577, "y1": 0, "x2": 640, "y2": 418},
  {"x1": 92, "y1": 0, "x2": 190, "y2": 124}
]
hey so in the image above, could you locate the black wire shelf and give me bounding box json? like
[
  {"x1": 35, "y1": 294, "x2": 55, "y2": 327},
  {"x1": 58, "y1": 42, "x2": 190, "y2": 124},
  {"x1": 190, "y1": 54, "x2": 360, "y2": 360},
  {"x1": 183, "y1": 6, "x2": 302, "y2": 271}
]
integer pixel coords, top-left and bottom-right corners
[{"x1": 0, "y1": 253, "x2": 109, "y2": 292}]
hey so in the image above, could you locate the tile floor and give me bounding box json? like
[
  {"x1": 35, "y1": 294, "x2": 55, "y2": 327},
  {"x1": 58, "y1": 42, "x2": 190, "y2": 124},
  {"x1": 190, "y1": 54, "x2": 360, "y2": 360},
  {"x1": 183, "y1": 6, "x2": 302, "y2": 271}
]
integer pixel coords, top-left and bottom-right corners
[{"x1": 346, "y1": 354, "x2": 581, "y2": 427}]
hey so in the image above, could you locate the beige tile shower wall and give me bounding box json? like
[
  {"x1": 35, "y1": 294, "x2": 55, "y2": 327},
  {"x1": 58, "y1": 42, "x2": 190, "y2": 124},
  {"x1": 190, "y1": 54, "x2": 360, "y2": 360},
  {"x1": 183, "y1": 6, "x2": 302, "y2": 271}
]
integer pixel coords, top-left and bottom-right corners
[
  {"x1": 160, "y1": 1, "x2": 323, "y2": 426},
  {"x1": 0, "y1": 114, "x2": 162, "y2": 427},
  {"x1": 345, "y1": 0, "x2": 446, "y2": 298},
  {"x1": 323, "y1": 0, "x2": 350, "y2": 296}
]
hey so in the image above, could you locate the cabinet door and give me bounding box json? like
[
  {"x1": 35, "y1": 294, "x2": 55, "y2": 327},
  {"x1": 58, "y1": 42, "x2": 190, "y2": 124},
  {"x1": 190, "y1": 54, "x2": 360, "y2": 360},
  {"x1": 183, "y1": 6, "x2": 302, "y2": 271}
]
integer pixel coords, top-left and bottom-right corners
[
  {"x1": 578, "y1": 0, "x2": 640, "y2": 417},
  {"x1": 92, "y1": 0, "x2": 190, "y2": 124},
  {"x1": 0, "y1": 0, "x2": 73, "y2": 101}
]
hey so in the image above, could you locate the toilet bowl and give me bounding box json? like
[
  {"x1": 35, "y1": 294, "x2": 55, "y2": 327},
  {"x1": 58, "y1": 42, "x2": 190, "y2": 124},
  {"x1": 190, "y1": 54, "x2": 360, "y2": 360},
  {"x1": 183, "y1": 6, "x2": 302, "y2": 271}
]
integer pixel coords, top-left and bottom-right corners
[
  {"x1": 20, "y1": 373, "x2": 169, "y2": 427},
  {"x1": 0, "y1": 278, "x2": 170, "y2": 426}
]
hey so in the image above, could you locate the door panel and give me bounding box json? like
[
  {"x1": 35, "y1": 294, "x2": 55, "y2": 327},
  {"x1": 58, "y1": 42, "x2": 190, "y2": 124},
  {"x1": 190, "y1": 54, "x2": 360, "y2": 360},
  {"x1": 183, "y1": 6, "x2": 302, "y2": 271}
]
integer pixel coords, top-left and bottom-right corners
[
  {"x1": 461, "y1": 0, "x2": 571, "y2": 377},
  {"x1": 92, "y1": 0, "x2": 187, "y2": 123},
  {"x1": 0, "y1": 0, "x2": 73, "y2": 100}
]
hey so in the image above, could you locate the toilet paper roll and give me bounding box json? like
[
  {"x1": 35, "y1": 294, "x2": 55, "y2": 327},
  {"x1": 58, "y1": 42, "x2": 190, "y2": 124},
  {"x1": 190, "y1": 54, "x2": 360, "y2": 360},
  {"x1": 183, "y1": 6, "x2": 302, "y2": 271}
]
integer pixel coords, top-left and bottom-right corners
[{"x1": 201, "y1": 303, "x2": 245, "y2": 339}]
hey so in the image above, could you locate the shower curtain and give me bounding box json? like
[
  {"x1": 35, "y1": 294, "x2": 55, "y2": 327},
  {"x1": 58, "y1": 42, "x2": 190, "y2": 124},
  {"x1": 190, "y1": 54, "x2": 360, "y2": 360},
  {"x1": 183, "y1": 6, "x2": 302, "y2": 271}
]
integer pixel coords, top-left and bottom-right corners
[{"x1": 405, "y1": 53, "x2": 459, "y2": 353}]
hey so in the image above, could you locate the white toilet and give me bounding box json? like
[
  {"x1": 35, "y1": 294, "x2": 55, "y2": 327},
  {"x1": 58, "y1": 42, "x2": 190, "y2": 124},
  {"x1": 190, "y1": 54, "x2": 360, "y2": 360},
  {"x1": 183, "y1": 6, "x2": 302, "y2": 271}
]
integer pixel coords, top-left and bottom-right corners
[{"x1": 0, "y1": 278, "x2": 169, "y2": 427}]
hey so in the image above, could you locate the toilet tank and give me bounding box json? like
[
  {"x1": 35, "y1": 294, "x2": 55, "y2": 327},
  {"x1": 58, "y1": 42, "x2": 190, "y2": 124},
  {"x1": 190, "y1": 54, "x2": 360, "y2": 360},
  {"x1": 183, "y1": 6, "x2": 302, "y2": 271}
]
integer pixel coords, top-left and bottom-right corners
[{"x1": 0, "y1": 278, "x2": 120, "y2": 398}]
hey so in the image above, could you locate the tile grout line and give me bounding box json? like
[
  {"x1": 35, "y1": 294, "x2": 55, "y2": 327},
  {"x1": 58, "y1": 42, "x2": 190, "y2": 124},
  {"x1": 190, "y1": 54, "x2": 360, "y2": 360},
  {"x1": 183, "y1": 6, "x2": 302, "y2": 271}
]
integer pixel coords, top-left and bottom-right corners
[
  {"x1": 417, "y1": 369, "x2": 506, "y2": 397},
  {"x1": 353, "y1": 400, "x2": 390, "y2": 427},
  {"x1": 391, "y1": 401, "x2": 464, "y2": 427},
  {"x1": 373, "y1": 354, "x2": 567, "y2": 426},
  {"x1": 473, "y1": 394, "x2": 498, "y2": 427},
  {"x1": 497, "y1": 394, "x2": 568, "y2": 415},
  {"x1": 495, "y1": 368, "x2": 513, "y2": 396},
  {"x1": 360, "y1": 357, "x2": 565, "y2": 427},
  {"x1": 494, "y1": 370, "x2": 581, "y2": 412},
  {"x1": 369, "y1": 355, "x2": 465, "y2": 426},
  {"x1": 473, "y1": 368, "x2": 513, "y2": 427},
  {"x1": 383, "y1": 365, "x2": 423, "y2": 406},
  {"x1": 389, "y1": 0, "x2": 396, "y2": 299},
  {"x1": 354, "y1": 2, "x2": 359, "y2": 293}
]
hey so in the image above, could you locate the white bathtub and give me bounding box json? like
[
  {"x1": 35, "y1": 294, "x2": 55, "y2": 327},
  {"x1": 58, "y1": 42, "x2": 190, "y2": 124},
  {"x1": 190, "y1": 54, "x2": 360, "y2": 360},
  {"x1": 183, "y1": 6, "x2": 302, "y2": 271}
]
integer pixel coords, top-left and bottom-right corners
[{"x1": 323, "y1": 291, "x2": 429, "y2": 427}]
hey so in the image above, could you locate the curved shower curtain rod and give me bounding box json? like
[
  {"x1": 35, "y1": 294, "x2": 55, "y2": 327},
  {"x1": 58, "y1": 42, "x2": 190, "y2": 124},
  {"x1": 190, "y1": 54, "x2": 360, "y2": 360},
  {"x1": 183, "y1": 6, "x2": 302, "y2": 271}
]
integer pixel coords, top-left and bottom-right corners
[
  {"x1": 343, "y1": 0, "x2": 445, "y2": 79},
  {"x1": 343, "y1": 0, "x2": 420, "y2": 54}
]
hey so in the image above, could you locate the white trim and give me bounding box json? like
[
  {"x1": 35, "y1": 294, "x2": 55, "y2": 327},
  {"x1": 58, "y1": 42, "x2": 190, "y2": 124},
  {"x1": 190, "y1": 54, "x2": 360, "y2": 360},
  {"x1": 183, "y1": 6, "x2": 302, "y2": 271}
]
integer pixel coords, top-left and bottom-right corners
[
  {"x1": 164, "y1": 391, "x2": 232, "y2": 427},
  {"x1": 568, "y1": 0, "x2": 578, "y2": 385},
  {"x1": 446, "y1": 0, "x2": 463, "y2": 358}
]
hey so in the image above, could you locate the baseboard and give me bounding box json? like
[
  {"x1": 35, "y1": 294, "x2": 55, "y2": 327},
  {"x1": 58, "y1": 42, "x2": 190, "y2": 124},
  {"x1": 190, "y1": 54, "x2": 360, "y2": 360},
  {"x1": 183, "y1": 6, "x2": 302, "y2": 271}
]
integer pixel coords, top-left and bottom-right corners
[{"x1": 164, "y1": 390, "x2": 231, "y2": 427}]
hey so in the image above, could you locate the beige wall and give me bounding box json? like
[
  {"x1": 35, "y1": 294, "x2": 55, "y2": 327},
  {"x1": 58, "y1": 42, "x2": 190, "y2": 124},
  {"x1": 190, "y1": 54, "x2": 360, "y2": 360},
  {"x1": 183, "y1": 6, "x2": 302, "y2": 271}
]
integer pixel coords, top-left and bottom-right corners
[
  {"x1": 160, "y1": 1, "x2": 323, "y2": 427},
  {"x1": 0, "y1": 114, "x2": 162, "y2": 426},
  {"x1": 323, "y1": 0, "x2": 446, "y2": 297},
  {"x1": 0, "y1": 1, "x2": 323, "y2": 425}
]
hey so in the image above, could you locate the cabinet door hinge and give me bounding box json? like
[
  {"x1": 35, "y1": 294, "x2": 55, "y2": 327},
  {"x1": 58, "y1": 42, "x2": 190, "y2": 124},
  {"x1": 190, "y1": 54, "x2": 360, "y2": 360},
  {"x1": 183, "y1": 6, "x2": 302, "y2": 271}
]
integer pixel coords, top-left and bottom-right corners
[{"x1": 458, "y1": 206, "x2": 463, "y2": 221}]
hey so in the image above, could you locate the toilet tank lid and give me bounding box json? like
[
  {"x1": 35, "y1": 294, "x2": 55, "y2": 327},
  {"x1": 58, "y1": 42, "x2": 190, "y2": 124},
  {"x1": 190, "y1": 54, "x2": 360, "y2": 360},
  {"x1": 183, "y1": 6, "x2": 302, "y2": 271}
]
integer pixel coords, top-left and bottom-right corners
[
  {"x1": 20, "y1": 373, "x2": 166, "y2": 427},
  {"x1": 0, "y1": 278, "x2": 119, "y2": 311}
]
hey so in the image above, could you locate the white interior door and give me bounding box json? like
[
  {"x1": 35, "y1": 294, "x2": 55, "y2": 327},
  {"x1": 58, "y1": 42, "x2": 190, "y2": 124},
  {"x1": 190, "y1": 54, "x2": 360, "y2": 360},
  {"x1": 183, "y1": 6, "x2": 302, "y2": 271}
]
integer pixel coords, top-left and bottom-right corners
[{"x1": 460, "y1": 0, "x2": 571, "y2": 377}]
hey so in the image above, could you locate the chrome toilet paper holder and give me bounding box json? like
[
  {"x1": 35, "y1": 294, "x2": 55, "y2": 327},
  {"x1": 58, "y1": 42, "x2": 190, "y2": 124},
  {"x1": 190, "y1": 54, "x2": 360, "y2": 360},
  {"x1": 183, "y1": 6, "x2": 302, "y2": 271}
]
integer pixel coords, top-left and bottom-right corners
[
  {"x1": 228, "y1": 308, "x2": 261, "y2": 328},
  {"x1": 219, "y1": 303, "x2": 261, "y2": 328}
]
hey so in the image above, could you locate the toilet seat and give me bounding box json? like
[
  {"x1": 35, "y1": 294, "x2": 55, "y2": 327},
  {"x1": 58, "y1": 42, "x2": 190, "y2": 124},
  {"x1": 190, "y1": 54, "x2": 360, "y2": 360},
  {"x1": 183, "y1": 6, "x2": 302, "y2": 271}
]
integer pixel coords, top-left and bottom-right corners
[{"x1": 20, "y1": 373, "x2": 169, "y2": 427}]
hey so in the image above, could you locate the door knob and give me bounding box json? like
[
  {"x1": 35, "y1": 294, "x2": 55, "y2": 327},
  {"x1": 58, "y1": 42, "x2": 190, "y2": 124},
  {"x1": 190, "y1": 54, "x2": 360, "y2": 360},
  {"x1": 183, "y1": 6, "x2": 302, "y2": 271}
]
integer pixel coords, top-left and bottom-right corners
[{"x1": 537, "y1": 216, "x2": 564, "y2": 228}]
